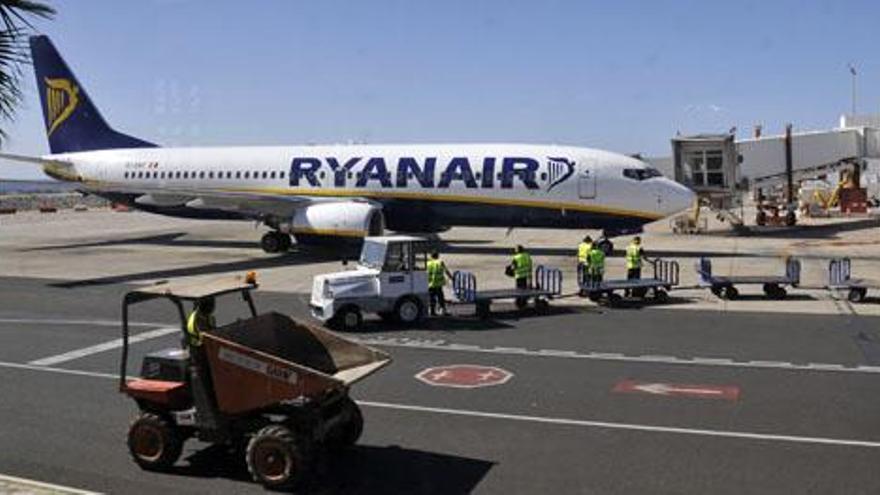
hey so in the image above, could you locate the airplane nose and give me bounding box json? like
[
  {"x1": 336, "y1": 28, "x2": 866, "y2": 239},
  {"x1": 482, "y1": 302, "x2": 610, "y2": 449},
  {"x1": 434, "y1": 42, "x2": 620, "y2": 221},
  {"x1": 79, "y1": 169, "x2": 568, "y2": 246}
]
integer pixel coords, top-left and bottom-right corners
[{"x1": 660, "y1": 179, "x2": 695, "y2": 215}]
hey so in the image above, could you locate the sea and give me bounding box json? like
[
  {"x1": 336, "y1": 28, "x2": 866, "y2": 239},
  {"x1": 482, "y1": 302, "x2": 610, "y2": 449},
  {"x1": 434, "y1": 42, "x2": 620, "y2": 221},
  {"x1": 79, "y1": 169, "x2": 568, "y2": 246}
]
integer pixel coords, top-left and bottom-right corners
[{"x1": 0, "y1": 180, "x2": 78, "y2": 195}]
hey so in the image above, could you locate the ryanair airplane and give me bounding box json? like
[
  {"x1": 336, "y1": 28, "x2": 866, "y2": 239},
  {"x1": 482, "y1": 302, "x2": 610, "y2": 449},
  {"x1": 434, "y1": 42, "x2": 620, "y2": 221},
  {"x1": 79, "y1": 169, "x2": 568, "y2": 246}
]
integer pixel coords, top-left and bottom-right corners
[{"x1": 4, "y1": 36, "x2": 693, "y2": 253}]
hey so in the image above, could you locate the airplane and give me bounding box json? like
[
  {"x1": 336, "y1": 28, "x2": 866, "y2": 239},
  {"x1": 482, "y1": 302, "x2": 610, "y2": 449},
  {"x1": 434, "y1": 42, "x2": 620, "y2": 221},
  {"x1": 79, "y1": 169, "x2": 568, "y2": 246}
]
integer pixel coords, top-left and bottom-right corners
[{"x1": 2, "y1": 35, "x2": 694, "y2": 254}]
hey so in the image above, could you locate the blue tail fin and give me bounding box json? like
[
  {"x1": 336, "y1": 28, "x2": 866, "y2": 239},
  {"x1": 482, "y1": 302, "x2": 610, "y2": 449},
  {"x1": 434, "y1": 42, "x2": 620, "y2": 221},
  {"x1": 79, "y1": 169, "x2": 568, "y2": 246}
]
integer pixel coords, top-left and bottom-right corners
[{"x1": 29, "y1": 35, "x2": 157, "y2": 154}]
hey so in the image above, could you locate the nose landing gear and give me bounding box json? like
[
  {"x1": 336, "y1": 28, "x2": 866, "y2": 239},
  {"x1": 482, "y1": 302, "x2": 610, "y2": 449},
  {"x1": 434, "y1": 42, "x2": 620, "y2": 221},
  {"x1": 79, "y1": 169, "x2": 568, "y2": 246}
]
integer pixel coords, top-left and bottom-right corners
[{"x1": 261, "y1": 231, "x2": 291, "y2": 253}]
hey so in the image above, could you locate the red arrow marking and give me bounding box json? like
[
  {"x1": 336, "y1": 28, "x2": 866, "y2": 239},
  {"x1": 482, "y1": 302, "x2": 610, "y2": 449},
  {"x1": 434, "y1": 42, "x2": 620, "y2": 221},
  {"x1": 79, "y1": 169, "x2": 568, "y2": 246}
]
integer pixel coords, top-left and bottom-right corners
[{"x1": 613, "y1": 380, "x2": 740, "y2": 401}]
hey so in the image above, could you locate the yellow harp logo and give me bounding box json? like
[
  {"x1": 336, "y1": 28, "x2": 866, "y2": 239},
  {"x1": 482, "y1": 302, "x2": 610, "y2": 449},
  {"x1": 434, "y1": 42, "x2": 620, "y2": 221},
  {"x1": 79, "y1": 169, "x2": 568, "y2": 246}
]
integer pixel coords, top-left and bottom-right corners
[{"x1": 44, "y1": 77, "x2": 79, "y2": 136}]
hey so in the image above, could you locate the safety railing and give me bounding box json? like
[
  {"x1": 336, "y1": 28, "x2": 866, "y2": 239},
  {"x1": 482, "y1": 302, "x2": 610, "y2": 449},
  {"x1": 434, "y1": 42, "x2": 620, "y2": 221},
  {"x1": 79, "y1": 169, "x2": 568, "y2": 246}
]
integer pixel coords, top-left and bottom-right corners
[
  {"x1": 452, "y1": 270, "x2": 477, "y2": 303},
  {"x1": 534, "y1": 265, "x2": 563, "y2": 296},
  {"x1": 652, "y1": 259, "x2": 680, "y2": 286},
  {"x1": 828, "y1": 257, "x2": 852, "y2": 286}
]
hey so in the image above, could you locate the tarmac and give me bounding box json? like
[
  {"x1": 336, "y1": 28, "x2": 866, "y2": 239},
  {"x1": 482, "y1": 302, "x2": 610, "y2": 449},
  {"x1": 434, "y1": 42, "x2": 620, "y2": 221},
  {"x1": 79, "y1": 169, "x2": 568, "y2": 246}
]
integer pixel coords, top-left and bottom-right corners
[{"x1": 0, "y1": 208, "x2": 879, "y2": 494}]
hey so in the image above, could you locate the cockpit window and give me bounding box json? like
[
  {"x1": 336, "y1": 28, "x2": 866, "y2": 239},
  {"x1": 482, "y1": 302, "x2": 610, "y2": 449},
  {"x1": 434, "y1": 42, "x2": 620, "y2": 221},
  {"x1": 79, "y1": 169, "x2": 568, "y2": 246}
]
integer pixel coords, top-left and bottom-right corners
[{"x1": 623, "y1": 167, "x2": 662, "y2": 181}]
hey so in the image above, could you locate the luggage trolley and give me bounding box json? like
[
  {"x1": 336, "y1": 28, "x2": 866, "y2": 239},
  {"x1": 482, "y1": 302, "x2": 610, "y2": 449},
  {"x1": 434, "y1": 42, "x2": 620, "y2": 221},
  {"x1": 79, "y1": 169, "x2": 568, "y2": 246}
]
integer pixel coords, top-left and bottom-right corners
[
  {"x1": 452, "y1": 265, "x2": 563, "y2": 319},
  {"x1": 827, "y1": 257, "x2": 877, "y2": 303},
  {"x1": 578, "y1": 258, "x2": 680, "y2": 306},
  {"x1": 697, "y1": 257, "x2": 801, "y2": 300}
]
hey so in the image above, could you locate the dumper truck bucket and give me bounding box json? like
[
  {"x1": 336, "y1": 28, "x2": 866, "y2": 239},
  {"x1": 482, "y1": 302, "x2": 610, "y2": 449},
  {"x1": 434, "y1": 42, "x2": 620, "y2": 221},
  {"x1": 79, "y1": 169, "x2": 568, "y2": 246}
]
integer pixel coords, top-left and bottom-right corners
[{"x1": 201, "y1": 312, "x2": 390, "y2": 415}]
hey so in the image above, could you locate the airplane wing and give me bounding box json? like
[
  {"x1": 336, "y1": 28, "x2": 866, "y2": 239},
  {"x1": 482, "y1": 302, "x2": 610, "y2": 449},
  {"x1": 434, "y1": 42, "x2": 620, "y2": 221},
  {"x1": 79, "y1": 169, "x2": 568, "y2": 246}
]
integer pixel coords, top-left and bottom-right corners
[{"x1": 0, "y1": 152, "x2": 375, "y2": 219}]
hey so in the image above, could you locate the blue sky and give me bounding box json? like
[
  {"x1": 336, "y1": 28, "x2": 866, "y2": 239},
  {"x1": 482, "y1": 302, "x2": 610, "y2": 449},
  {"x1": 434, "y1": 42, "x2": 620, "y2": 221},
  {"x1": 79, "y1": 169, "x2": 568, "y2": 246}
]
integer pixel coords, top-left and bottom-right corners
[{"x1": 2, "y1": 0, "x2": 878, "y2": 179}]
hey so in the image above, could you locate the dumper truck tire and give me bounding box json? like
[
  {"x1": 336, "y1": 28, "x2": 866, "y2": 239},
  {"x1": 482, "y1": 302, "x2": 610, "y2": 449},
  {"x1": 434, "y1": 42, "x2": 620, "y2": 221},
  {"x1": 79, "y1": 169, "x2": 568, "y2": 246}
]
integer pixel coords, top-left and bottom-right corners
[
  {"x1": 328, "y1": 397, "x2": 364, "y2": 450},
  {"x1": 127, "y1": 412, "x2": 183, "y2": 471},
  {"x1": 247, "y1": 425, "x2": 310, "y2": 491}
]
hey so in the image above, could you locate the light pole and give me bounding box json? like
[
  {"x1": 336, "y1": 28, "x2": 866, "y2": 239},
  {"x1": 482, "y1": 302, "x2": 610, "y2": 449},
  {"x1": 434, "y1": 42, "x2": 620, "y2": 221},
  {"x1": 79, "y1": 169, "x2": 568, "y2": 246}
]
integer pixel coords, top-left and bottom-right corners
[{"x1": 848, "y1": 64, "x2": 857, "y2": 115}]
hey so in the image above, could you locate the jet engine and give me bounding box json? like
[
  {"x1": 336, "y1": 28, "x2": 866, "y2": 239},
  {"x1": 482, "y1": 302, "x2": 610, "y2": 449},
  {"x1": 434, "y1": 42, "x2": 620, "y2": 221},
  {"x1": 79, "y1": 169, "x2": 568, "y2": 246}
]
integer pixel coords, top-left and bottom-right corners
[{"x1": 281, "y1": 201, "x2": 385, "y2": 245}]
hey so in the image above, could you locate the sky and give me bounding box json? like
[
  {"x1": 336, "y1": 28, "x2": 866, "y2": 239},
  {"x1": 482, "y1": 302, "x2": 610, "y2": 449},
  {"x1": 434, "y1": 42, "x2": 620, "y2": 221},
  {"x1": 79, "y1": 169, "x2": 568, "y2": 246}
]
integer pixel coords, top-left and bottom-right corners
[{"x1": 2, "y1": 0, "x2": 878, "y2": 179}]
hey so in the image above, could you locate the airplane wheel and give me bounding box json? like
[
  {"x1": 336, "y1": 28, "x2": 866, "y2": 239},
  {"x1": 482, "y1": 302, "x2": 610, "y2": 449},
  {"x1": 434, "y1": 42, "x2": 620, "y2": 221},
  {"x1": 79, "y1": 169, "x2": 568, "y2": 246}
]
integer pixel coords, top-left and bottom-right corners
[
  {"x1": 848, "y1": 288, "x2": 867, "y2": 303},
  {"x1": 278, "y1": 233, "x2": 292, "y2": 251},
  {"x1": 261, "y1": 232, "x2": 282, "y2": 253}
]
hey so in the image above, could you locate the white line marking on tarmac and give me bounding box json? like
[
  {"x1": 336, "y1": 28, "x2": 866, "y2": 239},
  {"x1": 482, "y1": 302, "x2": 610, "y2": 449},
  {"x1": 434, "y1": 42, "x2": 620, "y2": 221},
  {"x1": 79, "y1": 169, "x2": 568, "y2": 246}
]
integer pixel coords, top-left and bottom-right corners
[
  {"x1": 0, "y1": 317, "x2": 160, "y2": 327},
  {"x1": 28, "y1": 327, "x2": 179, "y2": 366},
  {"x1": 1, "y1": 360, "x2": 879, "y2": 450},
  {"x1": 355, "y1": 337, "x2": 880, "y2": 374},
  {"x1": 0, "y1": 360, "x2": 117, "y2": 379},
  {"x1": 358, "y1": 401, "x2": 880, "y2": 449},
  {"x1": 0, "y1": 474, "x2": 102, "y2": 494}
]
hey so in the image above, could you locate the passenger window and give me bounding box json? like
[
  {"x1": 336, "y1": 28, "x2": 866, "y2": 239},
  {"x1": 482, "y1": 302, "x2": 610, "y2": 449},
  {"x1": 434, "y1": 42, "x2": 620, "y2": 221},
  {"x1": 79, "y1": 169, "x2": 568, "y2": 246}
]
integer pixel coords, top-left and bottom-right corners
[
  {"x1": 280, "y1": 171, "x2": 286, "y2": 179},
  {"x1": 270, "y1": 171, "x2": 276, "y2": 179},
  {"x1": 236, "y1": 171, "x2": 241, "y2": 179},
  {"x1": 262, "y1": 171, "x2": 268, "y2": 179}
]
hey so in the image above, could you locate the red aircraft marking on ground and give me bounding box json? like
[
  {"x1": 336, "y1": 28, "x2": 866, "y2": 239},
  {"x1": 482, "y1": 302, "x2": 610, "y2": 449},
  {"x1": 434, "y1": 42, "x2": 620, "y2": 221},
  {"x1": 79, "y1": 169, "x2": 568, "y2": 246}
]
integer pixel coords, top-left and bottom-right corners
[
  {"x1": 415, "y1": 364, "x2": 513, "y2": 388},
  {"x1": 613, "y1": 379, "x2": 740, "y2": 401}
]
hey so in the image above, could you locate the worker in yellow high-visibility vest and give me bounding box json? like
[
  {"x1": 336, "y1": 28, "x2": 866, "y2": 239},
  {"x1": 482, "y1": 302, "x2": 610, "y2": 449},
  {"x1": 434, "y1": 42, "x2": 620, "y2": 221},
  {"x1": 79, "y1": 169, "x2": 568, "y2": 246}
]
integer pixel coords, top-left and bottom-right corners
[
  {"x1": 577, "y1": 235, "x2": 593, "y2": 289},
  {"x1": 624, "y1": 236, "x2": 647, "y2": 297},
  {"x1": 186, "y1": 297, "x2": 216, "y2": 349},
  {"x1": 587, "y1": 242, "x2": 605, "y2": 284},
  {"x1": 426, "y1": 251, "x2": 453, "y2": 316},
  {"x1": 510, "y1": 245, "x2": 533, "y2": 308},
  {"x1": 625, "y1": 236, "x2": 645, "y2": 281}
]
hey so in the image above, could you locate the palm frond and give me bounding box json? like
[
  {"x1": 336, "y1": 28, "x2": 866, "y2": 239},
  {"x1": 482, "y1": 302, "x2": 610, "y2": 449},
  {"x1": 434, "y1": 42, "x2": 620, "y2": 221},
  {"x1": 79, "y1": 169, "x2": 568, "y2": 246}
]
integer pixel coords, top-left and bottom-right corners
[{"x1": 0, "y1": 0, "x2": 54, "y2": 146}]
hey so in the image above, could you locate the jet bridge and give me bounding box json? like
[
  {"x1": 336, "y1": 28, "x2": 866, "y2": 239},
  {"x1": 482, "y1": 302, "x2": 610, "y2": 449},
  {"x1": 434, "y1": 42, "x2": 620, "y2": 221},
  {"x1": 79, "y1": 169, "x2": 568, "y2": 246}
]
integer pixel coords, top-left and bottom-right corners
[{"x1": 669, "y1": 123, "x2": 876, "y2": 232}]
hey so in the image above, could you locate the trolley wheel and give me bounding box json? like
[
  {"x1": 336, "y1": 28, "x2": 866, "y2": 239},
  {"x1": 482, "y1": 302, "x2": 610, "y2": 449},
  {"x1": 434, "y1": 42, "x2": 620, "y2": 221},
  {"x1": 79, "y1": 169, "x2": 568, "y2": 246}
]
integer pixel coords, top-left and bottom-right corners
[
  {"x1": 394, "y1": 296, "x2": 424, "y2": 325},
  {"x1": 785, "y1": 211, "x2": 797, "y2": 226},
  {"x1": 331, "y1": 305, "x2": 363, "y2": 332},
  {"x1": 515, "y1": 297, "x2": 528, "y2": 310},
  {"x1": 535, "y1": 298, "x2": 550, "y2": 313},
  {"x1": 773, "y1": 287, "x2": 787, "y2": 299},
  {"x1": 653, "y1": 288, "x2": 669, "y2": 303},
  {"x1": 722, "y1": 286, "x2": 739, "y2": 300},
  {"x1": 607, "y1": 292, "x2": 622, "y2": 307},
  {"x1": 328, "y1": 397, "x2": 364, "y2": 450},
  {"x1": 476, "y1": 301, "x2": 491, "y2": 319},
  {"x1": 710, "y1": 286, "x2": 722, "y2": 298},
  {"x1": 587, "y1": 291, "x2": 601, "y2": 302},
  {"x1": 848, "y1": 288, "x2": 867, "y2": 303},
  {"x1": 246, "y1": 425, "x2": 311, "y2": 491},
  {"x1": 127, "y1": 412, "x2": 183, "y2": 471}
]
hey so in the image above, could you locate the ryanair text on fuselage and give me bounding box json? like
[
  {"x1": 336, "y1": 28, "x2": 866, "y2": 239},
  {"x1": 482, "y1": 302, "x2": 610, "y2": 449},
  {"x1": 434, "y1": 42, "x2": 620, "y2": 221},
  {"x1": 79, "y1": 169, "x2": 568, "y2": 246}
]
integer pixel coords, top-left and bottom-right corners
[{"x1": 289, "y1": 156, "x2": 576, "y2": 191}]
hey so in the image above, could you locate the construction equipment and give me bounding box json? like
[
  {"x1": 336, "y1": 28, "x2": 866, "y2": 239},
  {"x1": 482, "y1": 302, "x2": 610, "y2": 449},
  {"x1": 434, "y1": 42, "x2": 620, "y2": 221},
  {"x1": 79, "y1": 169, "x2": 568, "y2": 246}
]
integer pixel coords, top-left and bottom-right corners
[
  {"x1": 827, "y1": 258, "x2": 877, "y2": 303},
  {"x1": 452, "y1": 265, "x2": 563, "y2": 318},
  {"x1": 310, "y1": 235, "x2": 431, "y2": 332},
  {"x1": 696, "y1": 257, "x2": 801, "y2": 300},
  {"x1": 120, "y1": 273, "x2": 391, "y2": 490},
  {"x1": 578, "y1": 259, "x2": 680, "y2": 306}
]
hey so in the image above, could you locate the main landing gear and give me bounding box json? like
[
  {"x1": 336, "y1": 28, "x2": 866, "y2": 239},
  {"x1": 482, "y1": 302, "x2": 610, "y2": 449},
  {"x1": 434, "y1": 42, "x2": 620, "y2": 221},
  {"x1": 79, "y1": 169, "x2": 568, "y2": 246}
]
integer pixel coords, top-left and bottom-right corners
[{"x1": 261, "y1": 231, "x2": 291, "y2": 253}]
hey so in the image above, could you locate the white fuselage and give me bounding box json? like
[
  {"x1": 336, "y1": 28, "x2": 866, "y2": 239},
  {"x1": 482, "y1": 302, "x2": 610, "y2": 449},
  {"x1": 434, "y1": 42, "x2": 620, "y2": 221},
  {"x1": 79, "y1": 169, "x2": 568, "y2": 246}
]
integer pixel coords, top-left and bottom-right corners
[{"x1": 48, "y1": 143, "x2": 694, "y2": 234}]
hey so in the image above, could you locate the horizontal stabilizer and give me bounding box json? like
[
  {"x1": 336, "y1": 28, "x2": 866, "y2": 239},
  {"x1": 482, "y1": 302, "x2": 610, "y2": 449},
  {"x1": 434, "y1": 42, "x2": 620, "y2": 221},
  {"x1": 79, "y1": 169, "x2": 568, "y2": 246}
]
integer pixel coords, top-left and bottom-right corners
[{"x1": 0, "y1": 152, "x2": 79, "y2": 181}]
